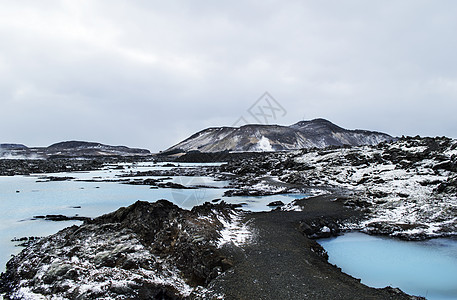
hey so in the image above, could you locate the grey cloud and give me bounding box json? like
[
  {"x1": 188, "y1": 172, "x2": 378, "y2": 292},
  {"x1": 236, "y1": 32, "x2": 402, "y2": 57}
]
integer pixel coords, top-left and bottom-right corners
[{"x1": 1, "y1": 0, "x2": 456, "y2": 152}]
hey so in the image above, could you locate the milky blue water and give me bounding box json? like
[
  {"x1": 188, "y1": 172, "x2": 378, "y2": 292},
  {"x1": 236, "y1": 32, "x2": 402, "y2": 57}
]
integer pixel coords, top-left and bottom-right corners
[
  {"x1": 319, "y1": 232, "x2": 457, "y2": 300},
  {"x1": 2, "y1": 163, "x2": 457, "y2": 299},
  {"x1": 0, "y1": 162, "x2": 307, "y2": 272}
]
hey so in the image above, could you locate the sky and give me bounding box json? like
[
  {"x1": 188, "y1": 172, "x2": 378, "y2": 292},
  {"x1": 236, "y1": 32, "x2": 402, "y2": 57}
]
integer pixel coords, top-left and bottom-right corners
[{"x1": 1, "y1": 0, "x2": 456, "y2": 152}]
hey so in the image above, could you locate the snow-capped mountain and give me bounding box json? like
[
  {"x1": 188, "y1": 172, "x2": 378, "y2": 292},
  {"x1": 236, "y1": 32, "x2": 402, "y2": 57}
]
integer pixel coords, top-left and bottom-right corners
[{"x1": 163, "y1": 118, "x2": 394, "y2": 153}]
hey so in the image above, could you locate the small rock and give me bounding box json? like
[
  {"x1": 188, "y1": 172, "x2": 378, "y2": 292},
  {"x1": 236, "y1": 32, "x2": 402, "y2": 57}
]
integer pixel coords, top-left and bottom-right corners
[{"x1": 267, "y1": 201, "x2": 285, "y2": 207}]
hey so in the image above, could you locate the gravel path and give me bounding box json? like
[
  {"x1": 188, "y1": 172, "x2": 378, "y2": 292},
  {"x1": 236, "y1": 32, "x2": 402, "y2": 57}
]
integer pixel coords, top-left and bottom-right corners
[{"x1": 206, "y1": 195, "x2": 423, "y2": 300}]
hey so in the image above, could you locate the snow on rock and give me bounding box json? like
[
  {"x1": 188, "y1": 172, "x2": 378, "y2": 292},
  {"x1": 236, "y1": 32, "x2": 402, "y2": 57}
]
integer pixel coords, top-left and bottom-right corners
[
  {"x1": 220, "y1": 136, "x2": 457, "y2": 240},
  {"x1": 290, "y1": 137, "x2": 457, "y2": 239},
  {"x1": 4, "y1": 226, "x2": 196, "y2": 299},
  {"x1": 251, "y1": 181, "x2": 287, "y2": 194},
  {"x1": 320, "y1": 226, "x2": 331, "y2": 233},
  {"x1": 216, "y1": 212, "x2": 254, "y2": 248},
  {"x1": 0, "y1": 200, "x2": 244, "y2": 299}
]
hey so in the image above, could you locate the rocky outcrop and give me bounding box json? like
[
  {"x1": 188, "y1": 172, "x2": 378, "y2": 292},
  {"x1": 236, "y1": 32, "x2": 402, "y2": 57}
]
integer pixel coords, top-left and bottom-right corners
[
  {"x1": 0, "y1": 153, "x2": 155, "y2": 176},
  {"x1": 219, "y1": 136, "x2": 457, "y2": 240},
  {"x1": 0, "y1": 158, "x2": 107, "y2": 176},
  {"x1": 0, "y1": 200, "x2": 241, "y2": 299}
]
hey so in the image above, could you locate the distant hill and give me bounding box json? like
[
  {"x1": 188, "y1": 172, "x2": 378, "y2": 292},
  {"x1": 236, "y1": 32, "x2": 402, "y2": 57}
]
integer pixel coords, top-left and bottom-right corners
[
  {"x1": 45, "y1": 141, "x2": 151, "y2": 157},
  {"x1": 0, "y1": 144, "x2": 28, "y2": 150},
  {"x1": 163, "y1": 118, "x2": 394, "y2": 154},
  {"x1": 0, "y1": 141, "x2": 151, "y2": 159}
]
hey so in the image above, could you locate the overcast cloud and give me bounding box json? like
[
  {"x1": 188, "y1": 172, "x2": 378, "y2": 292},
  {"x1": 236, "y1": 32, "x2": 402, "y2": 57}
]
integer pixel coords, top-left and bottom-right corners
[{"x1": 1, "y1": 0, "x2": 456, "y2": 152}]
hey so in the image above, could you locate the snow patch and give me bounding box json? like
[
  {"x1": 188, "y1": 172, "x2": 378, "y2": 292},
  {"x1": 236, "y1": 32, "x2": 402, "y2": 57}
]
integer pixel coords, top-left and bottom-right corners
[
  {"x1": 217, "y1": 212, "x2": 253, "y2": 248},
  {"x1": 282, "y1": 203, "x2": 303, "y2": 211},
  {"x1": 256, "y1": 136, "x2": 274, "y2": 152}
]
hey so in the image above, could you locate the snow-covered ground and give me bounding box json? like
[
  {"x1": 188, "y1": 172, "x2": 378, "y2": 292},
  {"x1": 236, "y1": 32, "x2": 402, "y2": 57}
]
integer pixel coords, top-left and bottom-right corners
[
  {"x1": 290, "y1": 138, "x2": 457, "y2": 239},
  {"x1": 222, "y1": 136, "x2": 457, "y2": 239}
]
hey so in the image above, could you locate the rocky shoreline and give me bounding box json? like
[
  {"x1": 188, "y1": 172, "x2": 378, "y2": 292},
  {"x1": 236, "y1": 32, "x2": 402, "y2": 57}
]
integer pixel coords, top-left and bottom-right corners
[
  {"x1": 0, "y1": 197, "x2": 424, "y2": 299},
  {"x1": 1, "y1": 200, "x2": 239, "y2": 299},
  {"x1": 0, "y1": 157, "x2": 153, "y2": 176},
  {"x1": 1, "y1": 136, "x2": 456, "y2": 298}
]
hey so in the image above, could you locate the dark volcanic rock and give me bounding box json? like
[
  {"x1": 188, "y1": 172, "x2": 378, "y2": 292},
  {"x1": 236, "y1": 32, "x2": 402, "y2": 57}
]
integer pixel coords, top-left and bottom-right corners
[
  {"x1": 157, "y1": 182, "x2": 197, "y2": 189},
  {"x1": 266, "y1": 201, "x2": 285, "y2": 207},
  {"x1": 36, "y1": 176, "x2": 75, "y2": 182},
  {"x1": 0, "y1": 200, "x2": 240, "y2": 299},
  {"x1": 218, "y1": 136, "x2": 457, "y2": 240},
  {"x1": 10, "y1": 237, "x2": 41, "y2": 248},
  {"x1": 0, "y1": 159, "x2": 107, "y2": 176},
  {"x1": 206, "y1": 195, "x2": 422, "y2": 300},
  {"x1": 298, "y1": 218, "x2": 340, "y2": 239},
  {"x1": 32, "y1": 214, "x2": 90, "y2": 222},
  {"x1": 223, "y1": 189, "x2": 272, "y2": 197},
  {"x1": 118, "y1": 166, "x2": 218, "y2": 178},
  {"x1": 0, "y1": 196, "x2": 425, "y2": 299},
  {"x1": 122, "y1": 178, "x2": 161, "y2": 186},
  {"x1": 0, "y1": 155, "x2": 155, "y2": 176}
]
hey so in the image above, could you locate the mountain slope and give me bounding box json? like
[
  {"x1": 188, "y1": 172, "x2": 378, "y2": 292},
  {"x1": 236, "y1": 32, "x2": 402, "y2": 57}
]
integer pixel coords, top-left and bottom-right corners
[{"x1": 164, "y1": 119, "x2": 394, "y2": 153}]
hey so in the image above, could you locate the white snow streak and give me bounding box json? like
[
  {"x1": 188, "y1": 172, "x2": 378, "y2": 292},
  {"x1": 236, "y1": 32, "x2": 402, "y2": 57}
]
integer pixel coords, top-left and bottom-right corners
[{"x1": 217, "y1": 213, "x2": 253, "y2": 248}]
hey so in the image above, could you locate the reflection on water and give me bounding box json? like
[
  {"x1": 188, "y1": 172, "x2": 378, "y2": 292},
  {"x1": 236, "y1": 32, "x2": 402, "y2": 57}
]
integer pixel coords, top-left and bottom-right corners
[{"x1": 319, "y1": 232, "x2": 457, "y2": 300}]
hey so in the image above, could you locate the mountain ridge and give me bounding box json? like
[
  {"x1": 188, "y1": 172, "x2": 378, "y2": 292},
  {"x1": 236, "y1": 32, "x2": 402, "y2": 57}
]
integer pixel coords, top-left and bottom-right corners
[
  {"x1": 163, "y1": 118, "x2": 394, "y2": 154},
  {"x1": 0, "y1": 140, "x2": 151, "y2": 159}
]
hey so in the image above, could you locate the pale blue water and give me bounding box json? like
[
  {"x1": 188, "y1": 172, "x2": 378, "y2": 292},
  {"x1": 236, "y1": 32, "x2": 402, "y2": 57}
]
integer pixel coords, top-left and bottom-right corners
[
  {"x1": 0, "y1": 162, "x2": 307, "y2": 272},
  {"x1": 319, "y1": 232, "x2": 457, "y2": 300},
  {"x1": 3, "y1": 163, "x2": 457, "y2": 299}
]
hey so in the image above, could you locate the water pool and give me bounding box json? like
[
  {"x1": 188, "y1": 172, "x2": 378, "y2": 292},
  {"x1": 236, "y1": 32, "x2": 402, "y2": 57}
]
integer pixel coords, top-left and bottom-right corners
[{"x1": 319, "y1": 232, "x2": 457, "y2": 300}]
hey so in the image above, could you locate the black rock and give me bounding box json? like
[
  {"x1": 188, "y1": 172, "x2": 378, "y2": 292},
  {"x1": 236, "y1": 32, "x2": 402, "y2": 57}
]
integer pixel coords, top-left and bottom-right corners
[
  {"x1": 267, "y1": 201, "x2": 285, "y2": 207},
  {"x1": 32, "y1": 215, "x2": 90, "y2": 222},
  {"x1": 1, "y1": 200, "x2": 242, "y2": 298},
  {"x1": 162, "y1": 163, "x2": 177, "y2": 167},
  {"x1": 157, "y1": 182, "x2": 196, "y2": 189}
]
